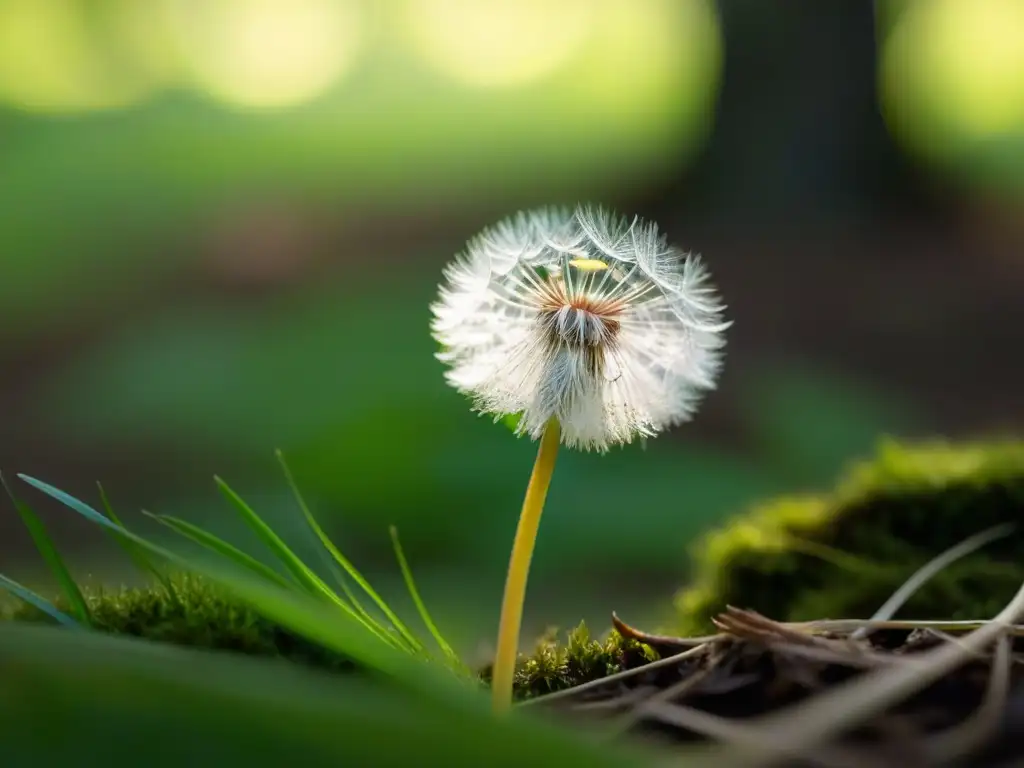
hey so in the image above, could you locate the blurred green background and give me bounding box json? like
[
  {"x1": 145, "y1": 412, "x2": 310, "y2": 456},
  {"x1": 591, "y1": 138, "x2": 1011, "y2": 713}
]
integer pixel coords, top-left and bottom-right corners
[{"x1": 2, "y1": 0, "x2": 1023, "y2": 656}]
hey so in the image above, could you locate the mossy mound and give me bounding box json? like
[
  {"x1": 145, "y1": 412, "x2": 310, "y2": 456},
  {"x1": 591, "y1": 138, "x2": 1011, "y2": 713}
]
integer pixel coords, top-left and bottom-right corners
[
  {"x1": 1, "y1": 573, "x2": 655, "y2": 697},
  {"x1": 482, "y1": 623, "x2": 659, "y2": 701},
  {"x1": 1, "y1": 573, "x2": 359, "y2": 674},
  {"x1": 675, "y1": 438, "x2": 1024, "y2": 635}
]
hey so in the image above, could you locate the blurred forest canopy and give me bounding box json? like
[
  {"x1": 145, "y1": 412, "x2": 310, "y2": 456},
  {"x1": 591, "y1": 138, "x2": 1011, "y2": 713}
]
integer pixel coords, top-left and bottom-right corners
[{"x1": 0, "y1": 0, "x2": 1022, "y2": 638}]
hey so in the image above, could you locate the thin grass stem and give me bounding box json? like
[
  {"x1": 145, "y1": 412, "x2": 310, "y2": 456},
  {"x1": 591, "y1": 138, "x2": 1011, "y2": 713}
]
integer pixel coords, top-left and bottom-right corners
[
  {"x1": 389, "y1": 525, "x2": 460, "y2": 666},
  {"x1": 275, "y1": 450, "x2": 422, "y2": 654}
]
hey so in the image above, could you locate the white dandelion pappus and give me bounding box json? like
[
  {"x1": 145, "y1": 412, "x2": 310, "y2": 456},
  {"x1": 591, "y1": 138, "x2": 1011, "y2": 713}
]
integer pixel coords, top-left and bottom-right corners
[{"x1": 430, "y1": 205, "x2": 731, "y2": 452}]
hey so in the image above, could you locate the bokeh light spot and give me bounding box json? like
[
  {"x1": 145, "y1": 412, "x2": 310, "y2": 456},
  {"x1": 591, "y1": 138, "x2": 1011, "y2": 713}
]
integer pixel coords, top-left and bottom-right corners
[
  {"x1": 881, "y1": 0, "x2": 1024, "y2": 153},
  {"x1": 0, "y1": 0, "x2": 163, "y2": 113},
  {"x1": 404, "y1": 0, "x2": 595, "y2": 89},
  {"x1": 574, "y1": 0, "x2": 722, "y2": 115},
  {"x1": 166, "y1": 0, "x2": 362, "y2": 109}
]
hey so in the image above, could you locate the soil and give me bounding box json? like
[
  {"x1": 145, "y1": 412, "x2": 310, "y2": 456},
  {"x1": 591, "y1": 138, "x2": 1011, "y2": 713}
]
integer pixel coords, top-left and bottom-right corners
[{"x1": 527, "y1": 609, "x2": 1024, "y2": 768}]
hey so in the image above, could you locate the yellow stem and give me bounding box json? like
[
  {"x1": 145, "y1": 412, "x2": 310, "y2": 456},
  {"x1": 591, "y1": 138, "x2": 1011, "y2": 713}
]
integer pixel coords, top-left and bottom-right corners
[{"x1": 491, "y1": 418, "x2": 562, "y2": 714}]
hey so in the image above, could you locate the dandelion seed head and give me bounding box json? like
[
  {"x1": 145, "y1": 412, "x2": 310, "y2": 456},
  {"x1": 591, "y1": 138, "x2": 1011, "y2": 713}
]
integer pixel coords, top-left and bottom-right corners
[{"x1": 430, "y1": 204, "x2": 731, "y2": 452}]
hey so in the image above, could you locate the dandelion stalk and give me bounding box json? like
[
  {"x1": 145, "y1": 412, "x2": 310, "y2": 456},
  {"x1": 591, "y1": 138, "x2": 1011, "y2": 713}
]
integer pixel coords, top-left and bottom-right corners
[{"x1": 491, "y1": 418, "x2": 561, "y2": 714}]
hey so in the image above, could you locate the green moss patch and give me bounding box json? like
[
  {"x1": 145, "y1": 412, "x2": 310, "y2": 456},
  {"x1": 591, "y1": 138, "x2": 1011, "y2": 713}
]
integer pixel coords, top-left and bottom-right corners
[
  {"x1": 481, "y1": 623, "x2": 659, "y2": 701},
  {"x1": 1, "y1": 573, "x2": 359, "y2": 674},
  {"x1": 675, "y1": 438, "x2": 1024, "y2": 634},
  {"x1": 1, "y1": 573, "x2": 656, "y2": 698}
]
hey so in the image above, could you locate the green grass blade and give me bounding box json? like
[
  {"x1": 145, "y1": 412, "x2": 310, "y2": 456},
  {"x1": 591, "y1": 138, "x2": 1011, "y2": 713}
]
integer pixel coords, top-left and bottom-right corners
[
  {"x1": 96, "y1": 483, "x2": 184, "y2": 609},
  {"x1": 1, "y1": 473, "x2": 90, "y2": 624},
  {"x1": 325, "y1": 566, "x2": 376, "y2": 630},
  {"x1": 19, "y1": 474, "x2": 117, "y2": 527},
  {"x1": 389, "y1": 525, "x2": 460, "y2": 665},
  {"x1": 96, "y1": 482, "x2": 155, "y2": 573},
  {"x1": 16, "y1": 474, "x2": 414, "y2": 672},
  {"x1": 275, "y1": 452, "x2": 378, "y2": 625},
  {"x1": 21, "y1": 472, "x2": 400, "y2": 651},
  {"x1": 0, "y1": 574, "x2": 81, "y2": 628},
  {"x1": 16, "y1": 474, "x2": 180, "y2": 609},
  {"x1": 144, "y1": 511, "x2": 295, "y2": 591},
  {"x1": 0, "y1": 623, "x2": 638, "y2": 768},
  {"x1": 213, "y1": 476, "x2": 337, "y2": 599},
  {"x1": 212, "y1": 478, "x2": 400, "y2": 647},
  {"x1": 276, "y1": 449, "x2": 424, "y2": 654}
]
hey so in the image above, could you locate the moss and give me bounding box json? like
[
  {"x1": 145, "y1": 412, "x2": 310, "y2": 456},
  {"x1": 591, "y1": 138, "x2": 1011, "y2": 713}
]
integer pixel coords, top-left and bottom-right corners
[
  {"x1": 1, "y1": 573, "x2": 357, "y2": 674},
  {"x1": 675, "y1": 438, "x2": 1024, "y2": 635},
  {"x1": 1, "y1": 574, "x2": 655, "y2": 697},
  {"x1": 479, "y1": 623, "x2": 659, "y2": 701}
]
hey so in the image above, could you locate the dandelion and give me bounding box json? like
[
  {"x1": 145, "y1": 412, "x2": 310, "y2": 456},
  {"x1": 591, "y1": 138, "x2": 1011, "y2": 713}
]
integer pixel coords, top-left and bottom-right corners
[{"x1": 430, "y1": 205, "x2": 730, "y2": 712}]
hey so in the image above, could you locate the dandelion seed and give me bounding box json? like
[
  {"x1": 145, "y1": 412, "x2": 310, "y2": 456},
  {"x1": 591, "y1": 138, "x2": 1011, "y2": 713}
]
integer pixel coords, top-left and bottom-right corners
[
  {"x1": 430, "y1": 204, "x2": 731, "y2": 714},
  {"x1": 430, "y1": 204, "x2": 730, "y2": 453}
]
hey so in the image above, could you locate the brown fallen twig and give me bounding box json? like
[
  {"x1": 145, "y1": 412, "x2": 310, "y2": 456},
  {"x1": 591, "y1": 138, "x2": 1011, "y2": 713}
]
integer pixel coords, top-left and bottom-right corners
[{"x1": 612, "y1": 612, "x2": 717, "y2": 651}]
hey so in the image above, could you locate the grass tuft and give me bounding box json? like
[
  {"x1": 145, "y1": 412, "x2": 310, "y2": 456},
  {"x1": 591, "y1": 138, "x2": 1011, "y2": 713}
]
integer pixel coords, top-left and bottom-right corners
[
  {"x1": 11, "y1": 463, "x2": 469, "y2": 672},
  {"x1": 14, "y1": 472, "x2": 429, "y2": 676},
  {"x1": 6, "y1": 461, "x2": 655, "y2": 699}
]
